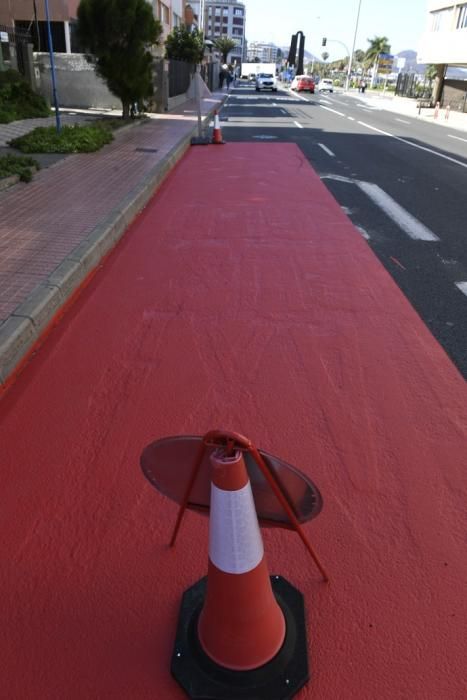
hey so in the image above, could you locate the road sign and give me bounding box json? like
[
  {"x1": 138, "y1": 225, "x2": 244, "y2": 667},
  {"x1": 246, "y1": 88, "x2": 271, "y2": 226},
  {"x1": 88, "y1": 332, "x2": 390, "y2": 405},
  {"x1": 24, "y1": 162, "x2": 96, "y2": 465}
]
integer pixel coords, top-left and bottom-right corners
[{"x1": 378, "y1": 53, "x2": 394, "y2": 75}]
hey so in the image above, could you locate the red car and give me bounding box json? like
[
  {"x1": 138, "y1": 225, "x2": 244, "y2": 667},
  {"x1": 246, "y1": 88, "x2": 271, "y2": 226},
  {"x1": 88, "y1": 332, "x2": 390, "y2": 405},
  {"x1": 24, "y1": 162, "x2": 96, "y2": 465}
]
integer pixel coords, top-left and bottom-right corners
[{"x1": 291, "y1": 75, "x2": 315, "y2": 93}]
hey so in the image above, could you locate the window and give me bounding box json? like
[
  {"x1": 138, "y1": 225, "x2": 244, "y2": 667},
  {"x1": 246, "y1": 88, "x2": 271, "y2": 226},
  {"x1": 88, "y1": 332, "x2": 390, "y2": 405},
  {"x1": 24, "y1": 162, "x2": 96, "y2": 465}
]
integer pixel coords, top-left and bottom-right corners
[
  {"x1": 222, "y1": 7, "x2": 229, "y2": 16},
  {"x1": 173, "y1": 13, "x2": 181, "y2": 27},
  {"x1": 234, "y1": 7, "x2": 243, "y2": 16},
  {"x1": 222, "y1": 27, "x2": 228, "y2": 33},
  {"x1": 457, "y1": 3, "x2": 467, "y2": 28},
  {"x1": 222, "y1": 16, "x2": 228, "y2": 23},
  {"x1": 215, "y1": 7, "x2": 221, "y2": 16},
  {"x1": 431, "y1": 8, "x2": 452, "y2": 31},
  {"x1": 233, "y1": 17, "x2": 243, "y2": 25}
]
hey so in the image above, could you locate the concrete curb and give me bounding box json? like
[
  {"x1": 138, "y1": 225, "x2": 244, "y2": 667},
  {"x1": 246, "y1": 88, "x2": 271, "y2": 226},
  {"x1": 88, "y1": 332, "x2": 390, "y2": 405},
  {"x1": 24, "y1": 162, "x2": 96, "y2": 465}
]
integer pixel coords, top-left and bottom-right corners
[{"x1": 0, "y1": 102, "x2": 224, "y2": 388}]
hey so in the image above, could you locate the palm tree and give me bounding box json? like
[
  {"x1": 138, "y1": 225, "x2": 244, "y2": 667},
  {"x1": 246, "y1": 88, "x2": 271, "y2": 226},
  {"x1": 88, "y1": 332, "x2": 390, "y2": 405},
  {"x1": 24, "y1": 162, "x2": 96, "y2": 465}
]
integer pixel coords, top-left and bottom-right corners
[
  {"x1": 365, "y1": 36, "x2": 390, "y2": 87},
  {"x1": 214, "y1": 37, "x2": 237, "y2": 63}
]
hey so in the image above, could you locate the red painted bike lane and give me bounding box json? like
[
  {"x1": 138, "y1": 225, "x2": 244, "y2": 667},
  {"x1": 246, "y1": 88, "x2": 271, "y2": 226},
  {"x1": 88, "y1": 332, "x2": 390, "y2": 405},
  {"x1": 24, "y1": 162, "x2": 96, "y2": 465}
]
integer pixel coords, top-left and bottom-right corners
[{"x1": 1, "y1": 143, "x2": 466, "y2": 699}]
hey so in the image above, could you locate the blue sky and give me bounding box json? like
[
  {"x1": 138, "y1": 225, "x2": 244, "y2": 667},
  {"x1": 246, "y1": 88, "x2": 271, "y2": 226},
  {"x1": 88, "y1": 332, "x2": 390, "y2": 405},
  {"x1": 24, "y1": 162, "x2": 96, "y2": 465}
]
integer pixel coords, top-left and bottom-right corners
[{"x1": 245, "y1": 0, "x2": 429, "y2": 59}]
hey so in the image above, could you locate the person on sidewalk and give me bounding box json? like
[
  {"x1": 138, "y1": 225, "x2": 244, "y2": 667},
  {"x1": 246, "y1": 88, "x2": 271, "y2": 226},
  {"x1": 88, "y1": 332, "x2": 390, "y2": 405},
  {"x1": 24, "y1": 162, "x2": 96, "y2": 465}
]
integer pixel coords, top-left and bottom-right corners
[{"x1": 360, "y1": 79, "x2": 367, "y2": 94}]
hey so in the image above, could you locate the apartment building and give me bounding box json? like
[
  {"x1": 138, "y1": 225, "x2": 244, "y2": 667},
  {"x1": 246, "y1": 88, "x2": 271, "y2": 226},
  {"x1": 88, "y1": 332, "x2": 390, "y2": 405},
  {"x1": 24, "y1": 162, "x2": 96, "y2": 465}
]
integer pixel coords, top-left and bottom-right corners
[
  {"x1": 418, "y1": 1, "x2": 467, "y2": 65},
  {"x1": 205, "y1": 0, "x2": 246, "y2": 62},
  {"x1": 0, "y1": 0, "x2": 185, "y2": 53},
  {"x1": 247, "y1": 41, "x2": 278, "y2": 63}
]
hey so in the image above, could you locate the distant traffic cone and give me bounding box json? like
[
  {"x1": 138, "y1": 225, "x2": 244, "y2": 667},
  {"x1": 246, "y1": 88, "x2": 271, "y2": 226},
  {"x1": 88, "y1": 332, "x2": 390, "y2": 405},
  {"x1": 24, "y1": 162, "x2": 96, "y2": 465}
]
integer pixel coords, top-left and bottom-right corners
[
  {"x1": 197, "y1": 448, "x2": 286, "y2": 670},
  {"x1": 211, "y1": 111, "x2": 225, "y2": 145}
]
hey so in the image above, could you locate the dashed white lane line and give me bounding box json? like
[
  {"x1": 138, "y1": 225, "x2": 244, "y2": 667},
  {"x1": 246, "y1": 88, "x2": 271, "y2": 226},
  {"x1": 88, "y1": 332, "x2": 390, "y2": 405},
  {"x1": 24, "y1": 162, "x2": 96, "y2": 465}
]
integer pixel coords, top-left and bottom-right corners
[
  {"x1": 448, "y1": 134, "x2": 467, "y2": 144},
  {"x1": 357, "y1": 121, "x2": 467, "y2": 169},
  {"x1": 455, "y1": 281, "x2": 467, "y2": 297},
  {"x1": 322, "y1": 174, "x2": 440, "y2": 242},
  {"x1": 319, "y1": 98, "x2": 332, "y2": 105},
  {"x1": 347, "y1": 116, "x2": 355, "y2": 121},
  {"x1": 395, "y1": 118, "x2": 411, "y2": 124},
  {"x1": 320, "y1": 105, "x2": 346, "y2": 117},
  {"x1": 294, "y1": 120, "x2": 304, "y2": 129},
  {"x1": 318, "y1": 143, "x2": 335, "y2": 157}
]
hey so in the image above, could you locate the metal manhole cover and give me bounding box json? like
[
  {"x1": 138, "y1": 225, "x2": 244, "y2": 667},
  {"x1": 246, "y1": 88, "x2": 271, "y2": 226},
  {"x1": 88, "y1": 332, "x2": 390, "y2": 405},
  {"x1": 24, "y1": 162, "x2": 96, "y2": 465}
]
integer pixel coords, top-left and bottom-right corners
[
  {"x1": 253, "y1": 135, "x2": 278, "y2": 140},
  {"x1": 135, "y1": 147, "x2": 158, "y2": 153}
]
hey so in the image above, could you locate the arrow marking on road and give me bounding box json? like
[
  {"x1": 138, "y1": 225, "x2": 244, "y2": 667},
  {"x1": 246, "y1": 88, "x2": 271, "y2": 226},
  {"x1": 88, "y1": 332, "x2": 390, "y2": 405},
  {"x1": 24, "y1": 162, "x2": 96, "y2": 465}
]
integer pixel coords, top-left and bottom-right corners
[{"x1": 321, "y1": 174, "x2": 440, "y2": 241}]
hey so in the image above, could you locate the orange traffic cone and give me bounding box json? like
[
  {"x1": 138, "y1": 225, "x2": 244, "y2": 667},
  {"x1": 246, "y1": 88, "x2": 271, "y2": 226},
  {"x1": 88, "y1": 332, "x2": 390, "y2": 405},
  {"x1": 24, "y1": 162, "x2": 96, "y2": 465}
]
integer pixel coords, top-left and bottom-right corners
[
  {"x1": 211, "y1": 110, "x2": 225, "y2": 144},
  {"x1": 170, "y1": 441, "x2": 310, "y2": 699},
  {"x1": 197, "y1": 448, "x2": 285, "y2": 670}
]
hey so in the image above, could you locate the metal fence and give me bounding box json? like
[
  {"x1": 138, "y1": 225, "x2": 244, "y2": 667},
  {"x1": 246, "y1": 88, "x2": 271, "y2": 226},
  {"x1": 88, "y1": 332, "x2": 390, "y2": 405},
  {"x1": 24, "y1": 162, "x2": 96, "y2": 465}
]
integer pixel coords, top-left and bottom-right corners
[
  {"x1": 0, "y1": 23, "x2": 32, "y2": 76},
  {"x1": 395, "y1": 73, "x2": 432, "y2": 100},
  {"x1": 168, "y1": 59, "x2": 194, "y2": 98}
]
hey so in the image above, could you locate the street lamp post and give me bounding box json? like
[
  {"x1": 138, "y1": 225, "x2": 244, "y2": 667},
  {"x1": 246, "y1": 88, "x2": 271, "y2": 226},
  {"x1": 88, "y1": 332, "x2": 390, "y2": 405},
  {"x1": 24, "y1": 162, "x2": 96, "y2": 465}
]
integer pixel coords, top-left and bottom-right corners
[{"x1": 346, "y1": 0, "x2": 362, "y2": 92}]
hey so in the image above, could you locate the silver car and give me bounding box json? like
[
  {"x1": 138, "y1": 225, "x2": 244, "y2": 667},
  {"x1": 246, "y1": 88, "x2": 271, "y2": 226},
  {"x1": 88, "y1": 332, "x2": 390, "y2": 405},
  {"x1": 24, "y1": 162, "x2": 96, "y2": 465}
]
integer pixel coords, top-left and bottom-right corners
[{"x1": 255, "y1": 73, "x2": 277, "y2": 92}]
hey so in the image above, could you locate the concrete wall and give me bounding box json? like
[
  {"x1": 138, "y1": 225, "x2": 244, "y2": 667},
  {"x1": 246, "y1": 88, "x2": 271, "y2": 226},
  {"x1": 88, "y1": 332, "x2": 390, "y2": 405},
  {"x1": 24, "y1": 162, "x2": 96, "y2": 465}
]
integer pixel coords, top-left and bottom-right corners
[{"x1": 34, "y1": 53, "x2": 120, "y2": 110}]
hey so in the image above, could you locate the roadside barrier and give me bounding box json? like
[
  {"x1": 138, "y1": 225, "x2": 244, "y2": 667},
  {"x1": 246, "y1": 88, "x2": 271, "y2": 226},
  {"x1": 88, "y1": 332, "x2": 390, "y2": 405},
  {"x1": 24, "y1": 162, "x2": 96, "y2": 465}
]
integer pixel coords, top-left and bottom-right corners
[{"x1": 211, "y1": 110, "x2": 225, "y2": 144}]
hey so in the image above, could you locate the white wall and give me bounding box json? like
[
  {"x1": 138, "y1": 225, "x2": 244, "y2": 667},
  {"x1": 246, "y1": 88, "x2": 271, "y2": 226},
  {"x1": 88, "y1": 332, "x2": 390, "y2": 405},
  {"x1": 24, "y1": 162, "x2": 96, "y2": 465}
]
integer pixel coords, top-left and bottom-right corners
[{"x1": 418, "y1": 2, "x2": 467, "y2": 65}]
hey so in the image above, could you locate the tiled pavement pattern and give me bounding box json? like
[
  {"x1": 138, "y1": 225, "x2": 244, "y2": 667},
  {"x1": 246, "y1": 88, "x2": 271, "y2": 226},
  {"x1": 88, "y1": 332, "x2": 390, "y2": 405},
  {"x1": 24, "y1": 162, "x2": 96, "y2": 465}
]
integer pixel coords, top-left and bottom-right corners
[{"x1": 0, "y1": 97, "x2": 222, "y2": 325}]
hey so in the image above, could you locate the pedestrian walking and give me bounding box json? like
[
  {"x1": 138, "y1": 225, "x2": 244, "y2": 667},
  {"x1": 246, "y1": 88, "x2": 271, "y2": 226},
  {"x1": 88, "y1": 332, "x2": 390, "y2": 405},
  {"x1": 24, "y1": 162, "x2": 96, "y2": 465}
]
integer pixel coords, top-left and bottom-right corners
[{"x1": 360, "y1": 79, "x2": 367, "y2": 94}]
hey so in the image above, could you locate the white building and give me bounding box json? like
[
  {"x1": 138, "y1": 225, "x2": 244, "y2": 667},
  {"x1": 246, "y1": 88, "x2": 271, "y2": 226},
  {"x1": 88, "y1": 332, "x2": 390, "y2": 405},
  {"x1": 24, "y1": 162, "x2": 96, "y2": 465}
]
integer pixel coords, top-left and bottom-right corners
[
  {"x1": 247, "y1": 41, "x2": 278, "y2": 63},
  {"x1": 205, "y1": 0, "x2": 246, "y2": 62},
  {"x1": 418, "y1": 1, "x2": 467, "y2": 65}
]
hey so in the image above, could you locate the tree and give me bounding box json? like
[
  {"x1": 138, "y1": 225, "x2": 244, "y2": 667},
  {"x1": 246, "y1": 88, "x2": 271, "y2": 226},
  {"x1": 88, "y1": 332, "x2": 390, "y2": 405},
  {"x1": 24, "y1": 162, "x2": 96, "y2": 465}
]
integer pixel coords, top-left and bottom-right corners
[
  {"x1": 365, "y1": 36, "x2": 391, "y2": 86},
  {"x1": 321, "y1": 51, "x2": 329, "y2": 62},
  {"x1": 77, "y1": 0, "x2": 162, "y2": 119},
  {"x1": 354, "y1": 49, "x2": 365, "y2": 64},
  {"x1": 214, "y1": 37, "x2": 237, "y2": 63},
  {"x1": 165, "y1": 25, "x2": 205, "y2": 64}
]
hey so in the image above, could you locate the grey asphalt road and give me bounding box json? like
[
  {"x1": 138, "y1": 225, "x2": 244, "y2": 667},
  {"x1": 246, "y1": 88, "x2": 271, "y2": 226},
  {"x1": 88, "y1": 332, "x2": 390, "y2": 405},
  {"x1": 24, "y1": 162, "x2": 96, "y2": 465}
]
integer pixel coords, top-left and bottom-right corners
[{"x1": 220, "y1": 83, "x2": 467, "y2": 379}]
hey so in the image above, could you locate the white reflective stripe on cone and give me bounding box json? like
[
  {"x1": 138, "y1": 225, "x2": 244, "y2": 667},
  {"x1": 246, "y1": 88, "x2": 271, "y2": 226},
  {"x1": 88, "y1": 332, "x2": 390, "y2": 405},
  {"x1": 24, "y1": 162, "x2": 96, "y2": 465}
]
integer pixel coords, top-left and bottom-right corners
[{"x1": 209, "y1": 482, "x2": 264, "y2": 574}]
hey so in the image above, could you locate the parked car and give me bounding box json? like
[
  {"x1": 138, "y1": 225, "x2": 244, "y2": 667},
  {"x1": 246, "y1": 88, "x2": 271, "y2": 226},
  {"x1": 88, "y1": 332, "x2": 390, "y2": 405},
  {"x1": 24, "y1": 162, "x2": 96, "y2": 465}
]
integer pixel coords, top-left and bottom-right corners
[
  {"x1": 317, "y1": 78, "x2": 334, "y2": 93},
  {"x1": 255, "y1": 73, "x2": 277, "y2": 92},
  {"x1": 291, "y1": 75, "x2": 315, "y2": 93}
]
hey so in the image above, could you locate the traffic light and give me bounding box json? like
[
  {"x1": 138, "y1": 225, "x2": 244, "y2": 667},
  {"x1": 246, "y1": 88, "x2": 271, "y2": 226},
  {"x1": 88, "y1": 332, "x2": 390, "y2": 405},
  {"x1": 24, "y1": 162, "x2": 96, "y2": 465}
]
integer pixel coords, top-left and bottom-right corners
[{"x1": 322, "y1": 38, "x2": 327, "y2": 46}]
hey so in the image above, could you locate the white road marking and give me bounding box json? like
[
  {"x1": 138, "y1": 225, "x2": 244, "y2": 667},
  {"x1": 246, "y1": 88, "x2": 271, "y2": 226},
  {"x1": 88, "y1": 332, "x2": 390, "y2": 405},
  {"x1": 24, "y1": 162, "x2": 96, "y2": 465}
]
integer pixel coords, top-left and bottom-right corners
[
  {"x1": 319, "y1": 98, "x2": 332, "y2": 105},
  {"x1": 318, "y1": 143, "x2": 335, "y2": 157},
  {"x1": 358, "y1": 105, "x2": 373, "y2": 110},
  {"x1": 395, "y1": 118, "x2": 411, "y2": 124},
  {"x1": 455, "y1": 281, "x2": 467, "y2": 297},
  {"x1": 321, "y1": 174, "x2": 440, "y2": 241},
  {"x1": 280, "y1": 108, "x2": 287, "y2": 114},
  {"x1": 356, "y1": 182, "x2": 440, "y2": 241},
  {"x1": 320, "y1": 105, "x2": 346, "y2": 117},
  {"x1": 357, "y1": 121, "x2": 467, "y2": 169},
  {"x1": 287, "y1": 89, "x2": 311, "y2": 102},
  {"x1": 357, "y1": 225, "x2": 371, "y2": 240},
  {"x1": 347, "y1": 116, "x2": 355, "y2": 121},
  {"x1": 294, "y1": 120, "x2": 304, "y2": 129},
  {"x1": 448, "y1": 134, "x2": 467, "y2": 144}
]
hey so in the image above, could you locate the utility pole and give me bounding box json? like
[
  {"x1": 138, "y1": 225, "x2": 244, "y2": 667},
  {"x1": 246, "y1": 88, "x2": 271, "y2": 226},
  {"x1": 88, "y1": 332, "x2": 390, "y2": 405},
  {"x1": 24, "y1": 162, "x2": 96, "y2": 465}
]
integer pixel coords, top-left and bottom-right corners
[{"x1": 44, "y1": 0, "x2": 61, "y2": 133}]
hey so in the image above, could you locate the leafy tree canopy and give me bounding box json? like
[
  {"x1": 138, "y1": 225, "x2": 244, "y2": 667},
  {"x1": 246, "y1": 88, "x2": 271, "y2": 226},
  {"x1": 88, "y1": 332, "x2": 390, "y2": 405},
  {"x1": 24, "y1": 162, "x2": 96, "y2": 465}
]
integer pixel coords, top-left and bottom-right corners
[
  {"x1": 365, "y1": 36, "x2": 391, "y2": 64},
  {"x1": 214, "y1": 37, "x2": 237, "y2": 63},
  {"x1": 77, "y1": 0, "x2": 162, "y2": 118},
  {"x1": 165, "y1": 26, "x2": 205, "y2": 63}
]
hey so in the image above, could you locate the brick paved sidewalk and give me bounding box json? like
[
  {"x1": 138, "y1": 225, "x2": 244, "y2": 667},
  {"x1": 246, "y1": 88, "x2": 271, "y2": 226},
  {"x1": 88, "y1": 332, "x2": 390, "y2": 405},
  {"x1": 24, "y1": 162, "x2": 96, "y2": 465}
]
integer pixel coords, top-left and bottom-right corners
[{"x1": 0, "y1": 93, "x2": 224, "y2": 386}]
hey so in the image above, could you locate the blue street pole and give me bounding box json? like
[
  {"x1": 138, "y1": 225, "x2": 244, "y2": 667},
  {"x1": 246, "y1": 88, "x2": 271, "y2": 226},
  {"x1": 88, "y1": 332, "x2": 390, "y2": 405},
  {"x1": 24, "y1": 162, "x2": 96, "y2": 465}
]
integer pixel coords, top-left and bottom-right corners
[{"x1": 44, "y1": 0, "x2": 61, "y2": 132}]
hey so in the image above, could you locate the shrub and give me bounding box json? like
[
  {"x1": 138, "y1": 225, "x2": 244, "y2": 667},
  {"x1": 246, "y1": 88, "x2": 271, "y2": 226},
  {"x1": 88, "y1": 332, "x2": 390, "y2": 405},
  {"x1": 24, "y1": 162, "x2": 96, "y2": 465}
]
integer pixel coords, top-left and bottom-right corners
[
  {"x1": 10, "y1": 123, "x2": 114, "y2": 154},
  {"x1": 0, "y1": 70, "x2": 49, "y2": 123},
  {"x1": 0, "y1": 154, "x2": 39, "y2": 182}
]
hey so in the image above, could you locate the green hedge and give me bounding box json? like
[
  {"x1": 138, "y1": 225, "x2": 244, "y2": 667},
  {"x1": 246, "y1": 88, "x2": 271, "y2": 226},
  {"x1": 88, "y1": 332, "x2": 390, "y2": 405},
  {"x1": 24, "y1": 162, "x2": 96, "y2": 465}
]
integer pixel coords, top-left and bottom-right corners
[
  {"x1": 10, "y1": 123, "x2": 114, "y2": 154},
  {"x1": 0, "y1": 154, "x2": 39, "y2": 182},
  {"x1": 0, "y1": 70, "x2": 50, "y2": 123}
]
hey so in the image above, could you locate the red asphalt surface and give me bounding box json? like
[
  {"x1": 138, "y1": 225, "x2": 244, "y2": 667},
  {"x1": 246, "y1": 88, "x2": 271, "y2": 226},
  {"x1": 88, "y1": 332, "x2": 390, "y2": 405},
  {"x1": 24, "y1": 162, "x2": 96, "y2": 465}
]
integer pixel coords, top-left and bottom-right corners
[{"x1": 1, "y1": 143, "x2": 466, "y2": 699}]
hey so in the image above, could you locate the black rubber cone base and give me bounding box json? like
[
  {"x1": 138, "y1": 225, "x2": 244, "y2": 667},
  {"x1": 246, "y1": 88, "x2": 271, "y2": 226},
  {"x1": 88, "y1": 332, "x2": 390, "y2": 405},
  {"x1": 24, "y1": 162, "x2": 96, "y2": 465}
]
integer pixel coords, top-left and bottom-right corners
[{"x1": 171, "y1": 575, "x2": 309, "y2": 700}]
